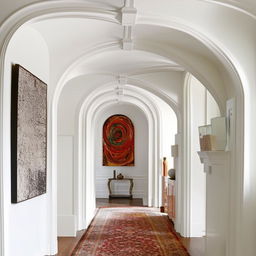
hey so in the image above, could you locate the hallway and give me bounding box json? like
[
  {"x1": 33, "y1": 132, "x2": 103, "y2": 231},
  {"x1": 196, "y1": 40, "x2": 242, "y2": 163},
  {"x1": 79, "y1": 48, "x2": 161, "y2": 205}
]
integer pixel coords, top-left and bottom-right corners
[
  {"x1": 1, "y1": 1, "x2": 255, "y2": 256},
  {"x1": 58, "y1": 199, "x2": 204, "y2": 256}
]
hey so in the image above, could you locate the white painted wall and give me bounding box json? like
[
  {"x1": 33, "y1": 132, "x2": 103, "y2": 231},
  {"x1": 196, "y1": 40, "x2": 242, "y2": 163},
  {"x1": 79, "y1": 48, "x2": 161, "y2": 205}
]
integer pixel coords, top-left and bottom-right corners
[
  {"x1": 158, "y1": 96, "x2": 177, "y2": 170},
  {"x1": 198, "y1": 151, "x2": 230, "y2": 256},
  {"x1": 3, "y1": 26, "x2": 50, "y2": 255},
  {"x1": 57, "y1": 136, "x2": 76, "y2": 236},
  {"x1": 57, "y1": 74, "x2": 115, "y2": 135},
  {"x1": 94, "y1": 103, "x2": 149, "y2": 205},
  {"x1": 207, "y1": 90, "x2": 221, "y2": 125},
  {"x1": 189, "y1": 76, "x2": 220, "y2": 237}
]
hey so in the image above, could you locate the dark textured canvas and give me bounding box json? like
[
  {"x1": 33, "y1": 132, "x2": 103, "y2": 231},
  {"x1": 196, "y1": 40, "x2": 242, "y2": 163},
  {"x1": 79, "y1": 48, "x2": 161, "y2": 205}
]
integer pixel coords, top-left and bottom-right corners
[{"x1": 11, "y1": 64, "x2": 47, "y2": 203}]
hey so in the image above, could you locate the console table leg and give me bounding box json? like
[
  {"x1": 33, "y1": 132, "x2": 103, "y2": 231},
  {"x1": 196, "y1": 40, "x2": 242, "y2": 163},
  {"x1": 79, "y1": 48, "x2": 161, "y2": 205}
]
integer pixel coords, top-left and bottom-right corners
[
  {"x1": 130, "y1": 180, "x2": 134, "y2": 196},
  {"x1": 108, "y1": 180, "x2": 112, "y2": 196}
]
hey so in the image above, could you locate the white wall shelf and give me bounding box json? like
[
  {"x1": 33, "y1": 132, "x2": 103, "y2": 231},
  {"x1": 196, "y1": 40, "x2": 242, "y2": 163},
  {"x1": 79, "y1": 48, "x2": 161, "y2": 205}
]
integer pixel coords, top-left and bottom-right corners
[{"x1": 198, "y1": 151, "x2": 230, "y2": 166}]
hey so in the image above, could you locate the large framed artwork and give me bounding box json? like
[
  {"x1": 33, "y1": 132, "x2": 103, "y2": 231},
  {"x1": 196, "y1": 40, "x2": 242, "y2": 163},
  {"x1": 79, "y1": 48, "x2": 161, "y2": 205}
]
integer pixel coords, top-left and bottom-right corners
[
  {"x1": 11, "y1": 64, "x2": 47, "y2": 203},
  {"x1": 103, "y1": 114, "x2": 134, "y2": 166}
]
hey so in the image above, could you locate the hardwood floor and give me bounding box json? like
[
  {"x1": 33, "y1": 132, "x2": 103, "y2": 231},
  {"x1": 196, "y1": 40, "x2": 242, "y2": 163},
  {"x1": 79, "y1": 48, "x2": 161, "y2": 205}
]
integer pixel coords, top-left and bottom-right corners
[
  {"x1": 180, "y1": 237, "x2": 205, "y2": 256},
  {"x1": 57, "y1": 198, "x2": 205, "y2": 256},
  {"x1": 57, "y1": 230, "x2": 84, "y2": 256}
]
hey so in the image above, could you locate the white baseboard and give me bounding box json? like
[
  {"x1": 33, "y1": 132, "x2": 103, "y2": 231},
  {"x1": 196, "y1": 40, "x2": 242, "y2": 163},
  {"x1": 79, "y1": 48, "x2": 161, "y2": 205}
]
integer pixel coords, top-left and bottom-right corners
[
  {"x1": 190, "y1": 221, "x2": 206, "y2": 237},
  {"x1": 57, "y1": 215, "x2": 77, "y2": 237}
]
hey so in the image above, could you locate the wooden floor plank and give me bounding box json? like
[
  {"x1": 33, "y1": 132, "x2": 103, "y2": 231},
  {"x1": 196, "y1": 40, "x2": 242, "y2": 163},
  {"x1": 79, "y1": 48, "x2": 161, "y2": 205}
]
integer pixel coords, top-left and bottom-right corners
[
  {"x1": 57, "y1": 230, "x2": 84, "y2": 256},
  {"x1": 180, "y1": 237, "x2": 205, "y2": 256}
]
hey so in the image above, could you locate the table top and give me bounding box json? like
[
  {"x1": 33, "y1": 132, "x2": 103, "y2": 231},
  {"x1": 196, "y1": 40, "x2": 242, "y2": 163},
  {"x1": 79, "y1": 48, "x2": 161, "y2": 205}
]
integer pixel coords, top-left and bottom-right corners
[{"x1": 108, "y1": 178, "x2": 133, "y2": 181}]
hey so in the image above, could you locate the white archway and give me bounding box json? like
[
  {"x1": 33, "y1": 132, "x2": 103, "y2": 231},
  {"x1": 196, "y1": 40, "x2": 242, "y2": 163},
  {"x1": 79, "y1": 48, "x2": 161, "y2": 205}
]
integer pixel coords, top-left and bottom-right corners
[
  {"x1": 57, "y1": 75, "x2": 181, "y2": 234},
  {"x1": 75, "y1": 83, "x2": 166, "y2": 229},
  {"x1": 0, "y1": 2, "x2": 248, "y2": 255},
  {"x1": 183, "y1": 73, "x2": 222, "y2": 237}
]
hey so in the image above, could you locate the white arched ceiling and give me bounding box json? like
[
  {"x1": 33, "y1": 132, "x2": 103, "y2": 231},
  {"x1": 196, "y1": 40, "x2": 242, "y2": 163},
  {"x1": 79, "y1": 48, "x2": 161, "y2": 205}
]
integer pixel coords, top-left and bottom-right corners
[
  {"x1": 57, "y1": 73, "x2": 182, "y2": 134},
  {"x1": 29, "y1": 12, "x2": 247, "y2": 113},
  {"x1": 30, "y1": 16, "x2": 234, "y2": 111}
]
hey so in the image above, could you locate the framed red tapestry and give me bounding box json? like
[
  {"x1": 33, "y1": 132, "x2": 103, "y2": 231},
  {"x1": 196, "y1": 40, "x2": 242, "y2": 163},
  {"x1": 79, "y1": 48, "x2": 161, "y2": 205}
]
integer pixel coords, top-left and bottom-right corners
[{"x1": 103, "y1": 115, "x2": 134, "y2": 166}]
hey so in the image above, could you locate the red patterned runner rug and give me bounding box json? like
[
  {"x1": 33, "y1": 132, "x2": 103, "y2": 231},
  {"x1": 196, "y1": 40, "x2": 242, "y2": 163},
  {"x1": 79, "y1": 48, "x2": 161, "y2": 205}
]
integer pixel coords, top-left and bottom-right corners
[{"x1": 72, "y1": 207, "x2": 189, "y2": 256}]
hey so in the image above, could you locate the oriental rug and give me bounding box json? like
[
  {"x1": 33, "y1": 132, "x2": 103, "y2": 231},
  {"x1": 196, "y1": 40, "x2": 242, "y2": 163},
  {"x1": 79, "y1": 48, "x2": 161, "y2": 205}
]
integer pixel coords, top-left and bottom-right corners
[{"x1": 72, "y1": 207, "x2": 189, "y2": 256}]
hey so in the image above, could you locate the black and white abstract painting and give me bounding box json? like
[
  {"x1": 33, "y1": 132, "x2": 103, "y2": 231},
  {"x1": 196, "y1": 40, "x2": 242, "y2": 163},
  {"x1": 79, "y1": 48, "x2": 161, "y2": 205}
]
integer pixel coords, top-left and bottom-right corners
[{"x1": 11, "y1": 64, "x2": 47, "y2": 203}]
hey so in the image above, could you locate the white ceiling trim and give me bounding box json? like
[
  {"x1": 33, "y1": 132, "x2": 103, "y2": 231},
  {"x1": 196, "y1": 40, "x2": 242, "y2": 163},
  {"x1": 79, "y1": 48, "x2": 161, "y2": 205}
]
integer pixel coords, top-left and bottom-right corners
[
  {"x1": 30, "y1": 9, "x2": 119, "y2": 25},
  {"x1": 127, "y1": 65, "x2": 185, "y2": 74},
  {"x1": 121, "y1": 0, "x2": 137, "y2": 50},
  {"x1": 199, "y1": 0, "x2": 256, "y2": 19},
  {"x1": 67, "y1": 67, "x2": 185, "y2": 80}
]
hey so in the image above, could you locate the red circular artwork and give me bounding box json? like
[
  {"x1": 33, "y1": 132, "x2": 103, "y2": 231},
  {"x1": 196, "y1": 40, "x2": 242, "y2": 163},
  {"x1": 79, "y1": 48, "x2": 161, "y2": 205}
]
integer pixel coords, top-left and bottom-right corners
[{"x1": 103, "y1": 115, "x2": 134, "y2": 166}]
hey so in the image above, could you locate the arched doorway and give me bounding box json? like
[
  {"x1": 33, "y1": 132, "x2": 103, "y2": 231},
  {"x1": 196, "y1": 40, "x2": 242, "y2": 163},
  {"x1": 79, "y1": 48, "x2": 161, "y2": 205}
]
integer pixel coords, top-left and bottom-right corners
[{"x1": 57, "y1": 81, "x2": 178, "y2": 231}]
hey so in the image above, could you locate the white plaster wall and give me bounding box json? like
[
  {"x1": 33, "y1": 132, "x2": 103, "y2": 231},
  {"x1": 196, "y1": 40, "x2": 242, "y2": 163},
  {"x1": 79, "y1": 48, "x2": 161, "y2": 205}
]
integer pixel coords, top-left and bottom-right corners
[
  {"x1": 190, "y1": 77, "x2": 207, "y2": 237},
  {"x1": 207, "y1": 91, "x2": 221, "y2": 124},
  {"x1": 158, "y1": 97, "x2": 177, "y2": 169},
  {"x1": 57, "y1": 136, "x2": 76, "y2": 236},
  {"x1": 158, "y1": 98, "x2": 178, "y2": 208},
  {"x1": 3, "y1": 26, "x2": 50, "y2": 256},
  {"x1": 198, "y1": 151, "x2": 230, "y2": 256},
  {"x1": 190, "y1": 76, "x2": 220, "y2": 237},
  {"x1": 94, "y1": 103, "x2": 149, "y2": 205},
  {"x1": 57, "y1": 74, "x2": 115, "y2": 135}
]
